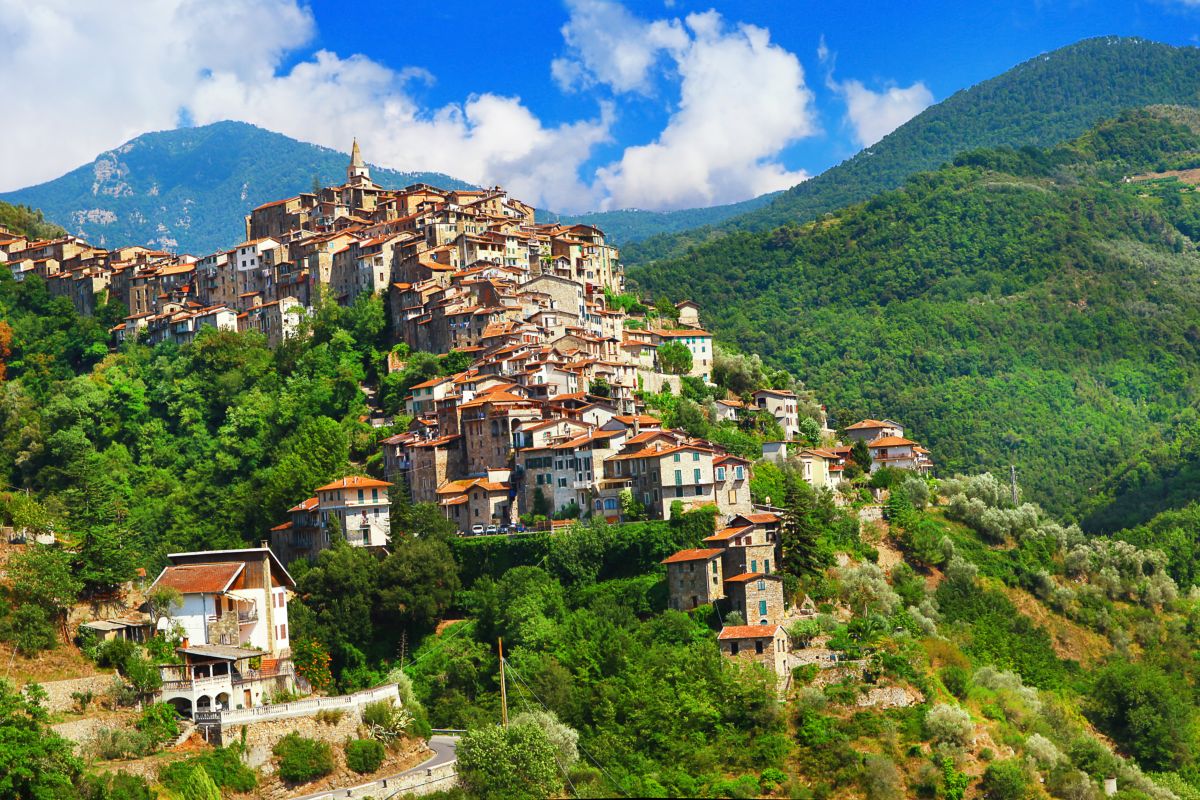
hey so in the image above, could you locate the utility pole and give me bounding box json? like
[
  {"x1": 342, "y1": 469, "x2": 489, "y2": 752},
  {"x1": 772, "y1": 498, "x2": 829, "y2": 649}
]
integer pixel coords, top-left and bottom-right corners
[
  {"x1": 498, "y1": 637, "x2": 509, "y2": 728},
  {"x1": 1010, "y1": 464, "x2": 1019, "y2": 507}
]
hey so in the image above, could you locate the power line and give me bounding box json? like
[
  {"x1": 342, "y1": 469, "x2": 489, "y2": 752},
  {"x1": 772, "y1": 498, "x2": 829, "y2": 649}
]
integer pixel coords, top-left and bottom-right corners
[
  {"x1": 505, "y1": 663, "x2": 580, "y2": 799},
  {"x1": 503, "y1": 660, "x2": 630, "y2": 798}
]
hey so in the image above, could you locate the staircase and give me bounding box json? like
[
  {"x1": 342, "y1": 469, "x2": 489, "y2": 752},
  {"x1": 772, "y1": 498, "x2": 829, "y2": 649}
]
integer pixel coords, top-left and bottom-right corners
[{"x1": 169, "y1": 719, "x2": 196, "y2": 749}]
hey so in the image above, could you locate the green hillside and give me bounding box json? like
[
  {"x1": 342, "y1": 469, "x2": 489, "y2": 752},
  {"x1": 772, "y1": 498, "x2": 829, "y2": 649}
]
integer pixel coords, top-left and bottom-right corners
[
  {"x1": 631, "y1": 108, "x2": 1200, "y2": 518},
  {"x1": 0, "y1": 200, "x2": 65, "y2": 240},
  {"x1": 0, "y1": 121, "x2": 473, "y2": 255},
  {"x1": 624, "y1": 36, "x2": 1200, "y2": 265}
]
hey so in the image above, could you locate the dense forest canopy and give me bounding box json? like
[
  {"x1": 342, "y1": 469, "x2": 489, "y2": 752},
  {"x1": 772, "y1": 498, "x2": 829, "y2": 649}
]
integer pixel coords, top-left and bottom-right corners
[{"x1": 632, "y1": 107, "x2": 1200, "y2": 519}]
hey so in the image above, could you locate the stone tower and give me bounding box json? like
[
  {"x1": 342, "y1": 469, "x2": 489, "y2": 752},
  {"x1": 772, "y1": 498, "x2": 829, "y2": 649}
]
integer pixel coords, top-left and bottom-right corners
[{"x1": 347, "y1": 137, "x2": 370, "y2": 185}]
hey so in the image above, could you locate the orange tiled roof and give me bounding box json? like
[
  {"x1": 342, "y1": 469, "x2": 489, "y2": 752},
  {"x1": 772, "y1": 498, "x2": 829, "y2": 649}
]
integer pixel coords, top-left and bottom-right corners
[
  {"x1": 718, "y1": 624, "x2": 782, "y2": 639},
  {"x1": 151, "y1": 563, "x2": 242, "y2": 594},
  {"x1": 315, "y1": 476, "x2": 393, "y2": 492},
  {"x1": 660, "y1": 548, "x2": 724, "y2": 565}
]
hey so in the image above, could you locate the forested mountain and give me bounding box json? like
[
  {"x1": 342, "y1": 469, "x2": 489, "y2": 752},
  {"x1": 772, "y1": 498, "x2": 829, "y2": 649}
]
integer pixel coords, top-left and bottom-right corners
[
  {"x1": 623, "y1": 36, "x2": 1200, "y2": 265},
  {"x1": 0, "y1": 121, "x2": 473, "y2": 254},
  {"x1": 632, "y1": 107, "x2": 1200, "y2": 518},
  {"x1": 0, "y1": 120, "x2": 777, "y2": 256}
]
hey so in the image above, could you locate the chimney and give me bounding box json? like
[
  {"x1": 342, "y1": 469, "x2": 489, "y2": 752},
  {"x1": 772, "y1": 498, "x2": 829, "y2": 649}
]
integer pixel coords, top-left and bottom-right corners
[{"x1": 182, "y1": 636, "x2": 190, "y2": 649}]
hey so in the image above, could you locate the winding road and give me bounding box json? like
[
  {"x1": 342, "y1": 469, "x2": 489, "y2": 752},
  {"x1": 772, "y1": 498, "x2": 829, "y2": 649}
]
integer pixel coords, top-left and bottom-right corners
[{"x1": 290, "y1": 735, "x2": 459, "y2": 800}]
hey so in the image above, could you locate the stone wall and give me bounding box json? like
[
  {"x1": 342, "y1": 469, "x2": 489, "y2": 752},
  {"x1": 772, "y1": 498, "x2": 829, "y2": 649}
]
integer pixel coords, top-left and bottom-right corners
[
  {"x1": 233, "y1": 707, "x2": 365, "y2": 769},
  {"x1": 28, "y1": 673, "x2": 119, "y2": 713},
  {"x1": 330, "y1": 760, "x2": 458, "y2": 799}
]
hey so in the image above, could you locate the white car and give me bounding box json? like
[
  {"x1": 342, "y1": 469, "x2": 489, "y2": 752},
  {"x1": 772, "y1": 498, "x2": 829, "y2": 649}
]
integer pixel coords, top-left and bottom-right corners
[
  {"x1": 485, "y1": 524, "x2": 499, "y2": 535},
  {"x1": 470, "y1": 524, "x2": 485, "y2": 535}
]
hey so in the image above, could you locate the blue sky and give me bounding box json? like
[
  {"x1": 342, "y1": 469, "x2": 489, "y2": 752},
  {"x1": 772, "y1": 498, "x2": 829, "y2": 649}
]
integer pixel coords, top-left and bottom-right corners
[
  {"x1": 3, "y1": 1, "x2": 1200, "y2": 211},
  {"x1": 306, "y1": 0, "x2": 1200, "y2": 184}
]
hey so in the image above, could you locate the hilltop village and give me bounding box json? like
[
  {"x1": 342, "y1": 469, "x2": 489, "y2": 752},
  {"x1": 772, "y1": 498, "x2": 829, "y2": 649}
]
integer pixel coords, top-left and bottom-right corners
[{"x1": 2, "y1": 143, "x2": 935, "y2": 703}]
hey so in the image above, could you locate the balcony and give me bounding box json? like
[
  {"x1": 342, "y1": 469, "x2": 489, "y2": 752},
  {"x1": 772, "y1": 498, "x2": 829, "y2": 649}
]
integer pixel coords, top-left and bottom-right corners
[{"x1": 237, "y1": 609, "x2": 258, "y2": 624}]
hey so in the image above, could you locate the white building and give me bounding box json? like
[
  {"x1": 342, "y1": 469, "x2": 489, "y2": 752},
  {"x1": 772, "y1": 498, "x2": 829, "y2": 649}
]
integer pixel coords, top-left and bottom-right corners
[
  {"x1": 150, "y1": 548, "x2": 297, "y2": 716},
  {"x1": 315, "y1": 475, "x2": 393, "y2": 548}
]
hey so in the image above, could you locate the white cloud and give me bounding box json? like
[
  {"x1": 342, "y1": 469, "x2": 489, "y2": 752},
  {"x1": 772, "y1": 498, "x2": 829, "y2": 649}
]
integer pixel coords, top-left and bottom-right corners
[
  {"x1": 837, "y1": 80, "x2": 934, "y2": 147},
  {"x1": 819, "y1": 39, "x2": 933, "y2": 148},
  {"x1": 558, "y1": 4, "x2": 818, "y2": 209},
  {"x1": 0, "y1": 0, "x2": 817, "y2": 213},
  {"x1": 551, "y1": 0, "x2": 687, "y2": 94}
]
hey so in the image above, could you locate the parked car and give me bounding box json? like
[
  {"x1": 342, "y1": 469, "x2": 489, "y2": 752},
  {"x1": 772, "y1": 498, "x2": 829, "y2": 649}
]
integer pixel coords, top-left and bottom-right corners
[
  {"x1": 485, "y1": 524, "x2": 499, "y2": 535},
  {"x1": 470, "y1": 524, "x2": 485, "y2": 535}
]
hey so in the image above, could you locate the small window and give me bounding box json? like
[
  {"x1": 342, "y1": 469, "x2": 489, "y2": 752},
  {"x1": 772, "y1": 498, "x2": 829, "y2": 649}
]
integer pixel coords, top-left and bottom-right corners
[
  {"x1": 673, "y1": 453, "x2": 680, "y2": 462},
  {"x1": 755, "y1": 640, "x2": 764, "y2": 655},
  {"x1": 759, "y1": 600, "x2": 768, "y2": 616},
  {"x1": 711, "y1": 561, "x2": 718, "y2": 575},
  {"x1": 764, "y1": 560, "x2": 770, "y2": 574},
  {"x1": 693, "y1": 452, "x2": 700, "y2": 462},
  {"x1": 715, "y1": 467, "x2": 726, "y2": 481},
  {"x1": 694, "y1": 468, "x2": 701, "y2": 483},
  {"x1": 750, "y1": 560, "x2": 757, "y2": 573}
]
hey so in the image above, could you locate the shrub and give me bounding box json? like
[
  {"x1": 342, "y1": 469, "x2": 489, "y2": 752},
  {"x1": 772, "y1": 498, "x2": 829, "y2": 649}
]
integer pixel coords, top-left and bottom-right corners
[
  {"x1": 925, "y1": 703, "x2": 974, "y2": 749},
  {"x1": 71, "y1": 689, "x2": 94, "y2": 713},
  {"x1": 361, "y1": 699, "x2": 413, "y2": 744},
  {"x1": 861, "y1": 754, "x2": 904, "y2": 800},
  {"x1": 77, "y1": 771, "x2": 153, "y2": 800},
  {"x1": 345, "y1": 738, "x2": 385, "y2": 774},
  {"x1": 981, "y1": 759, "x2": 1032, "y2": 800},
  {"x1": 177, "y1": 765, "x2": 220, "y2": 800},
  {"x1": 1024, "y1": 733, "x2": 1063, "y2": 767},
  {"x1": 92, "y1": 728, "x2": 155, "y2": 760},
  {"x1": 159, "y1": 747, "x2": 257, "y2": 793},
  {"x1": 314, "y1": 708, "x2": 345, "y2": 726},
  {"x1": 135, "y1": 702, "x2": 179, "y2": 748},
  {"x1": 273, "y1": 734, "x2": 335, "y2": 784},
  {"x1": 939, "y1": 665, "x2": 971, "y2": 699},
  {"x1": 5, "y1": 604, "x2": 57, "y2": 653},
  {"x1": 94, "y1": 638, "x2": 137, "y2": 670}
]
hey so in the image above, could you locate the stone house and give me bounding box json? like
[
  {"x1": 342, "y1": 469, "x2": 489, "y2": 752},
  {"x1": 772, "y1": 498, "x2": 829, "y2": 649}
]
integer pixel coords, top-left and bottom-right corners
[
  {"x1": 723, "y1": 573, "x2": 786, "y2": 626},
  {"x1": 717, "y1": 624, "x2": 790, "y2": 682},
  {"x1": 713, "y1": 454, "x2": 753, "y2": 519},
  {"x1": 703, "y1": 522, "x2": 778, "y2": 577},
  {"x1": 662, "y1": 548, "x2": 725, "y2": 610}
]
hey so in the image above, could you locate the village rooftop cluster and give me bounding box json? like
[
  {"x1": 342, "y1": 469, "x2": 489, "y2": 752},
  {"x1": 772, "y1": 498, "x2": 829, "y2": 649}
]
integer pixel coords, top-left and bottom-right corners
[{"x1": 16, "y1": 143, "x2": 934, "y2": 694}]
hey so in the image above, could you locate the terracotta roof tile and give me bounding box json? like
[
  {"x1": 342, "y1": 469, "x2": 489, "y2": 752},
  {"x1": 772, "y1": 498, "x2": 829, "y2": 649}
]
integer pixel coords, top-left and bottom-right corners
[
  {"x1": 151, "y1": 563, "x2": 242, "y2": 594},
  {"x1": 660, "y1": 548, "x2": 724, "y2": 565}
]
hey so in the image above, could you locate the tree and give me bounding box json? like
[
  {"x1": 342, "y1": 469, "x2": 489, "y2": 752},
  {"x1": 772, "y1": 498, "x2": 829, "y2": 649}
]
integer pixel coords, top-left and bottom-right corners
[
  {"x1": 378, "y1": 537, "x2": 461, "y2": 636},
  {"x1": 147, "y1": 585, "x2": 183, "y2": 629},
  {"x1": 653, "y1": 296, "x2": 680, "y2": 324},
  {"x1": 657, "y1": 341, "x2": 693, "y2": 375},
  {"x1": 779, "y1": 472, "x2": 825, "y2": 577},
  {"x1": 850, "y1": 439, "x2": 872, "y2": 472},
  {"x1": 8, "y1": 544, "x2": 82, "y2": 638},
  {"x1": 588, "y1": 377, "x2": 612, "y2": 398},
  {"x1": 291, "y1": 636, "x2": 334, "y2": 694},
  {"x1": 178, "y1": 766, "x2": 221, "y2": 800},
  {"x1": 798, "y1": 417, "x2": 822, "y2": 447},
  {"x1": 458, "y1": 721, "x2": 562, "y2": 800},
  {"x1": 0, "y1": 680, "x2": 82, "y2": 799},
  {"x1": 1087, "y1": 660, "x2": 1196, "y2": 771}
]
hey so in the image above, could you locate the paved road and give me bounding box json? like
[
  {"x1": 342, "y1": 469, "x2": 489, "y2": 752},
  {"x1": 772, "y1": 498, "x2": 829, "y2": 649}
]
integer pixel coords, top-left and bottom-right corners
[{"x1": 290, "y1": 735, "x2": 459, "y2": 800}]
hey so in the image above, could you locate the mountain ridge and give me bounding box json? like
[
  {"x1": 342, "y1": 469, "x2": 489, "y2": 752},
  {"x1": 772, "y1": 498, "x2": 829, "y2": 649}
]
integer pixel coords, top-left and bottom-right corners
[{"x1": 623, "y1": 35, "x2": 1200, "y2": 265}]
